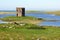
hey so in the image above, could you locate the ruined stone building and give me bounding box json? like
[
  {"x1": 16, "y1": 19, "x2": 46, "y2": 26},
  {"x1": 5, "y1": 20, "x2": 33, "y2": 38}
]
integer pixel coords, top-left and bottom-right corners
[{"x1": 16, "y1": 7, "x2": 25, "y2": 16}]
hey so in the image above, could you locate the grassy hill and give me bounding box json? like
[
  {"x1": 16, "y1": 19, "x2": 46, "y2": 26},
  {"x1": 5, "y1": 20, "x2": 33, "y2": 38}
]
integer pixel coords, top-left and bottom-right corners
[
  {"x1": 0, "y1": 23, "x2": 60, "y2": 40},
  {"x1": 0, "y1": 16, "x2": 43, "y2": 24}
]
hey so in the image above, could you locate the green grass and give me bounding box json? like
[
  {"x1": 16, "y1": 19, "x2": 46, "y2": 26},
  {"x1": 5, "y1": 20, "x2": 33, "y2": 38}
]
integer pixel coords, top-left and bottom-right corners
[
  {"x1": 0, "y1": 16, "x2": 60, "y2": 40},
  {"x1": 0, "y1": 16, "x2": 38, "y2": 21},
  {"x1": 0, "y1": 23, "x2": 45, "y2": 40},
  {"x1": 0, "y1": 23, "x2": 60, "y2": 40},
  {"x1": 0, "y1": 16, "x2": 43, "y2": 24}
]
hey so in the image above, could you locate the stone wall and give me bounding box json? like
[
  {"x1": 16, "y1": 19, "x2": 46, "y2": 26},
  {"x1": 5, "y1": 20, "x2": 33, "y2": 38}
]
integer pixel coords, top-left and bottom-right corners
[{"x1": 16, "y1": 7, "x2": 25, "y2": 16}]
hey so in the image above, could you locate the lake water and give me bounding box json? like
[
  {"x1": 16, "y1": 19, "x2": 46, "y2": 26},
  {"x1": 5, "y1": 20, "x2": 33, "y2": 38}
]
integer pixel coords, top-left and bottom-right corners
[{"x1": 0, "y1": 13, "x2": 60, "y2": 26}]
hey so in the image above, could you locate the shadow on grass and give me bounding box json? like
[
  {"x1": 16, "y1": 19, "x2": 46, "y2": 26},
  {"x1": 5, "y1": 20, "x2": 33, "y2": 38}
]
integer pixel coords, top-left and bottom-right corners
[{"x1": 27, "y1": 26, "x2": 46, "y2": 30}]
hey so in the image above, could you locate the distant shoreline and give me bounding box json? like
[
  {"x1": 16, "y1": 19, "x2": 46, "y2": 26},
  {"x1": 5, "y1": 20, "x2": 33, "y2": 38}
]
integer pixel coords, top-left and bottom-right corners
[
  {"x1": 45, "y1": 11, "x2": 60, "y2": 15},
  {"x1": 0, "y1": 11, "x2": 41, "y2": 14},
  {"x1": 0, "y1": 10, "x2": 60, "y2": 15},
  {"x1": 0, "y1": 12, "x2": 16, "y2": 14}
]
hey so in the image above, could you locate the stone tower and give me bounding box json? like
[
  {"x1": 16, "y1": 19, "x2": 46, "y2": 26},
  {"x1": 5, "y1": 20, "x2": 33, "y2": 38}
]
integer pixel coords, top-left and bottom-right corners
[{"x1": 16, "y1": 7, "x2": 25, "y2": 16}]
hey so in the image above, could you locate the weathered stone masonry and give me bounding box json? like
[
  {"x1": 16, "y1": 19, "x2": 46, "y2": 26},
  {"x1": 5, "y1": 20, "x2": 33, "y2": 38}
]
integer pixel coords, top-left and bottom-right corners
[{"x1": 16, "y1": 7, "x2": 25, "y2": 16}]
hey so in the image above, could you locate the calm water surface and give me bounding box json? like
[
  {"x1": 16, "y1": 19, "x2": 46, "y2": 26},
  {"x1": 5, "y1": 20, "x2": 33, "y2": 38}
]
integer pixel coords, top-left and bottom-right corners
[{"x1": 0, "y1": 13, "x2": 60, "y2": 26}]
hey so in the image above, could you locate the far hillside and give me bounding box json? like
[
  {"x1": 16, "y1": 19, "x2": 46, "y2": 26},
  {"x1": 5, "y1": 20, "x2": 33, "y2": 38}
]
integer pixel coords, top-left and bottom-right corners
[
  {"x1": 0, "y1": 10, "x2": 44, "y2": 14},
  {"x1": 46, "y1": 11, "x2": 60, "y2": 15}
]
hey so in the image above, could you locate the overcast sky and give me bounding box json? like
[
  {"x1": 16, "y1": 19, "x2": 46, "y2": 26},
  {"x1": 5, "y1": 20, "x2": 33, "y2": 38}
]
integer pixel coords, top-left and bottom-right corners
[{"x1": 0, "y1": 0, "x2": 60, "y2": 11}]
